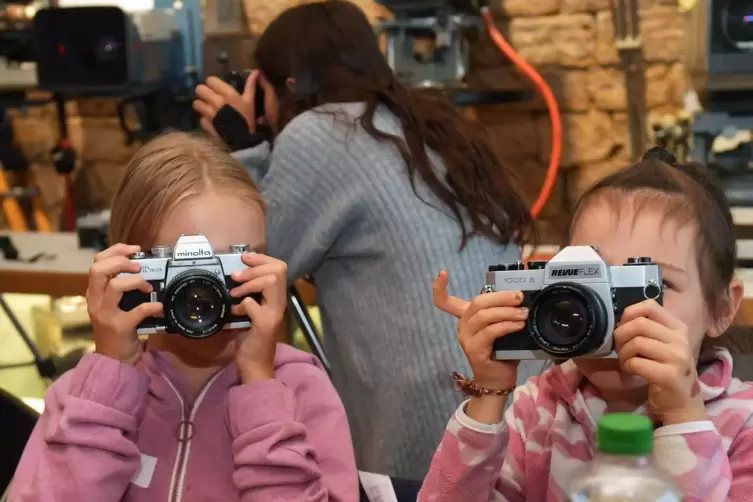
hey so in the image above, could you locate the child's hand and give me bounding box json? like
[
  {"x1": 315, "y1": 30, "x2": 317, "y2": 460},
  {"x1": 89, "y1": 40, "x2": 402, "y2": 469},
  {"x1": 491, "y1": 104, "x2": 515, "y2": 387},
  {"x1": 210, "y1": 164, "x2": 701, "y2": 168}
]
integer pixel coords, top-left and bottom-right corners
[
  {"x1": 86, "y1": 244, "x2": 163, "y2": 365},
  {"x1": 193, "y1": 73, "x2": 258, "y2": 138},
  {"x1": 614, "y1": 300, "x2": 708, "y2": 425},
  {"x1": 229, "y1": 253, "x2": 287, "y2": 383},
  {"x1": 434, "y1": 272, "x2": 522, "y2": 390}
]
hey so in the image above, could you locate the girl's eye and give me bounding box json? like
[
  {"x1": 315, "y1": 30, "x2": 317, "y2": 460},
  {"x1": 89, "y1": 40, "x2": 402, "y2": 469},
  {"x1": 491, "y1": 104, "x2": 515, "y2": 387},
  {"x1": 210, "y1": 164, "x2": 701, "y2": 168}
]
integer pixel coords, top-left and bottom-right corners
[{"x1": 662, "y1": 281, "x2": 674, "y2": 291}]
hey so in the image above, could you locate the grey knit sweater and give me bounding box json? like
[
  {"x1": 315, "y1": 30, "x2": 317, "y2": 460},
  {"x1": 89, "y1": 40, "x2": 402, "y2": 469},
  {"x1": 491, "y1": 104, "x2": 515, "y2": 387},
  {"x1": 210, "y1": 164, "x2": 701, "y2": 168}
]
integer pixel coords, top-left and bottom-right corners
[{"x1": 234, "y1": 103, "x2": 545, "y2": 480}]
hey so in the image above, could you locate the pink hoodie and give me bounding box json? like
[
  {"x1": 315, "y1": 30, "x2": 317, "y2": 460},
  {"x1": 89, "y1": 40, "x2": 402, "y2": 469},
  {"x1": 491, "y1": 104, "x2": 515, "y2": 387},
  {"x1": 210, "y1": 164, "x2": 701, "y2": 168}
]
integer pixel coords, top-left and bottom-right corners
[
  {"x1": 419, "y1": 347, "x2": 753, "y2": 502},
  {"x1": 9, "y1": 343, "x2": 358, "y2": 502}
]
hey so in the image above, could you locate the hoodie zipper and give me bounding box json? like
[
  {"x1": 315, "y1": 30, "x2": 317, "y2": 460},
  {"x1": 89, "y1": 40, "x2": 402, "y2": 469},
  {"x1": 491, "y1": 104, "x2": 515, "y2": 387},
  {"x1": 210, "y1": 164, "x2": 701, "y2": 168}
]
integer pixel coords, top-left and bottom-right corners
[{"x1": 163, "y1": 371, "x2": 224, "y2": 502}]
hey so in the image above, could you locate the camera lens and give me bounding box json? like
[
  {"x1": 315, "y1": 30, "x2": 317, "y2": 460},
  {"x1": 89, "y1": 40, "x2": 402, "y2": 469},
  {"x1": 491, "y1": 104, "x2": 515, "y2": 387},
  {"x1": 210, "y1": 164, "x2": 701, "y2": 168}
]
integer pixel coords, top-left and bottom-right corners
[
  {"x1": 164, "y1": 270, "x2": 231, "y2": 338},
  {"x1": 547, "y1": 299, "x2": 587, "y2": 341},
  {"x1": 529, "y1": 284, "x2": 608, "y2": 357},
  {"x1": 174, "y1": 285, "x2": 221, "y2": 329},
  {"x1": 94, "y1": 37, "x2": 121, "y2": 64},
  {"x1": 71, "y1": 32, "x2": 122, "y2": 73}
]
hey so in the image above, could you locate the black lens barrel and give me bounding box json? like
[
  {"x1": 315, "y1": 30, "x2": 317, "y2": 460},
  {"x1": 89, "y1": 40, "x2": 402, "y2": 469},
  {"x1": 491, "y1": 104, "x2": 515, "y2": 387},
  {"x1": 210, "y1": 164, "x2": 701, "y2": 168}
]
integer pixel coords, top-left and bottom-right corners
[
  {"x1": 528, "y1": 283, "x2": 609, "y2": 357},
  {"x1": 163, "y1": 270, "x2": 231, "y2": 338}
]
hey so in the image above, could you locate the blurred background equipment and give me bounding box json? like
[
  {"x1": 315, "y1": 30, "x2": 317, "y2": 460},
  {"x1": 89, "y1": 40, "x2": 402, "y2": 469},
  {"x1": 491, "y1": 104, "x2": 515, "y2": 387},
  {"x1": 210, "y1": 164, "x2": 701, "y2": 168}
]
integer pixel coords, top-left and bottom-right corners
[
  {"x1": 0, "y1": 1, "x2": 40, "y2": 78},
  {"x1": 683, "y1": 1, "x2": 753, "y2": 276},
  {"x1": 32, "y1": 1, "x2": 203, "y2": 139},
  {"x1": 652, "y1": 113, "x2": 692, "y2": 162},
  {"x1": 0, "y1": 0, "x2": 212, "y2": 397},
  {"x1": 692, "y1": 0, "x2": 753, "y2": 207},
  {"x1": 0, "y1": 1, "x2": 51, "y2": 234},
  {"x1": 75, "y1": 209, "x2": 109, "y2": 251},
  {"x1": 21, "y1": 0, "x2": 204, "y2": 232},
  {"x1": 375, "y1": 0, "x2": 483, "y2": 89},
  {"x1": 32, "y1": 6, "x2": 184, "y2": 95},
  {"x1": 375, "y1": 0, "x2": 562, "y2": 219},
  {"x1": 707, "y1": 0, "x2": 753, "y2": 101}
]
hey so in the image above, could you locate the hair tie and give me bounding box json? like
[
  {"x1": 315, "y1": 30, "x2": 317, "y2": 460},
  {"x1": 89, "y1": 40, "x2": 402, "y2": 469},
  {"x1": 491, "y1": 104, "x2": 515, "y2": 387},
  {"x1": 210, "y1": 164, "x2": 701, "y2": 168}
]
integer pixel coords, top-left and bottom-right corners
[{"x1": 642, "y1": 146, "x2": 678, "y2": 166}]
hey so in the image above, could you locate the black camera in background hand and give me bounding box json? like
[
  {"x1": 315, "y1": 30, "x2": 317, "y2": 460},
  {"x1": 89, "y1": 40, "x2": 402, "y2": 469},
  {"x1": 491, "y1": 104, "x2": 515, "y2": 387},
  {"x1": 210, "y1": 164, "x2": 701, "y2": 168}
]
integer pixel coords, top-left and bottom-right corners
[
  {"x1": 223, "y1": 69, "x2": 266, "y2": 123},
  {"x1": 212, "y1": 53, "x2": 271, "y2": 151}
]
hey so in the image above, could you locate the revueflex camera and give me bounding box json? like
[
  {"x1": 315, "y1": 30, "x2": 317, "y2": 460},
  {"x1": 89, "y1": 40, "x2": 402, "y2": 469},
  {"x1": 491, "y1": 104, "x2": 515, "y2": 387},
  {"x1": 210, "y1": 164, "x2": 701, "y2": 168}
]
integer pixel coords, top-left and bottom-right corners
[
  {"x1": 118, "y1": 234, "x2": 260, "y2": 338},
  {"x1": 485, "y1": 246, "x2": 663, "y2": 360}
]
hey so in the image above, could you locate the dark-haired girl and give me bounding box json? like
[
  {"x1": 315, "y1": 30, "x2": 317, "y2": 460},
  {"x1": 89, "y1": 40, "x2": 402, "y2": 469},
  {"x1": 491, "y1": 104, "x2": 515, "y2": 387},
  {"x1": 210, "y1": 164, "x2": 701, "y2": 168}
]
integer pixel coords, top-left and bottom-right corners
[
  {"x1": 421, "y1": 149, "x2": 753, "y2": 501},
  {"x1": 193, "y1": 0, "x2": 542, "y2": 480}
]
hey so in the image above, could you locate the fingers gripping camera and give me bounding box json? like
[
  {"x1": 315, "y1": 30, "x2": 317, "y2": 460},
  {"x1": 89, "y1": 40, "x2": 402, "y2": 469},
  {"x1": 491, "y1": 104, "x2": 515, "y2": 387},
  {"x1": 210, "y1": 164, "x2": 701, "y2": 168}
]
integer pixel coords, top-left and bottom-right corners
[
  {"x1": 118, "y1": 234, "x2": 261, "y2": 338},
  {"x1": 485, "y1": 246, "x2": 663, "y2": 360}
]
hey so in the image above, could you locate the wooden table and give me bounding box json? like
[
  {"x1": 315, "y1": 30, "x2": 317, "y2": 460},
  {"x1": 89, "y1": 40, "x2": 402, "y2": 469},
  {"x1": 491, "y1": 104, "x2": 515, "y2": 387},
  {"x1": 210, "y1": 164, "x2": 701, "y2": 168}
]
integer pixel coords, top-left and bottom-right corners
[{"x1": 0, "y1": 232, "x2": 95, "y2": 297}]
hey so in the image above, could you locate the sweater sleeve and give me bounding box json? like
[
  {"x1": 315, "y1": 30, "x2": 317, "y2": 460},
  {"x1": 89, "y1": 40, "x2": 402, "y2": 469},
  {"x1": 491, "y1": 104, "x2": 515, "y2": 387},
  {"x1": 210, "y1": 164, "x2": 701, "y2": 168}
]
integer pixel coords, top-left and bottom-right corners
[
  {"x1": 258, "y1": 116, "x2": 366, "y2": 283},
  {"x1": 418, "y1": 393, "x2": 533, "y2": 502},
  {"x1": 227, "y1": 361, "x2": 359, "y2": 501},
  {"x1": 653, "y1": 420, "x2": 753, "y2": 501},
  {"x1": 8, "y1": 353, "x2": 148, "y2": 502}
]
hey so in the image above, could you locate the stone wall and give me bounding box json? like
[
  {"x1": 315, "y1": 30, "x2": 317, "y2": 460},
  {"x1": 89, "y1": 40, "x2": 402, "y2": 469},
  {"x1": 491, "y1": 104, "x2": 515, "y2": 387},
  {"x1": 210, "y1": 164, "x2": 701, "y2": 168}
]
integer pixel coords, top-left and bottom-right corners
[{"x1": 8, "y1": 0, "x2": 688, "y2": 239}]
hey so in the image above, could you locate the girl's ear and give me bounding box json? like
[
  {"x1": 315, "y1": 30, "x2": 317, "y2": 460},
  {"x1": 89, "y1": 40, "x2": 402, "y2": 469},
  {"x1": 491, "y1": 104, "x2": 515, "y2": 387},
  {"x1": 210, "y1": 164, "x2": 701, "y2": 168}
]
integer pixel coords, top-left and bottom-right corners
[
  {"x1": 708, "y1": 278, "x2": 745, "y2": 338},
  {"x1": 285, "y1": 78, "x2": 296, "y2": 93}
]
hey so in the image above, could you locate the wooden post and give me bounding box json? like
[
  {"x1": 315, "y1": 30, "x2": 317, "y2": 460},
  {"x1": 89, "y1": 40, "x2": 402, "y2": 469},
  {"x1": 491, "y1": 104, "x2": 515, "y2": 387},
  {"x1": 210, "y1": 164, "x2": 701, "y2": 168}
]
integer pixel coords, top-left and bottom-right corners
[{"x1": 610, "y1": 0, "x2": 647, "y2": 160}]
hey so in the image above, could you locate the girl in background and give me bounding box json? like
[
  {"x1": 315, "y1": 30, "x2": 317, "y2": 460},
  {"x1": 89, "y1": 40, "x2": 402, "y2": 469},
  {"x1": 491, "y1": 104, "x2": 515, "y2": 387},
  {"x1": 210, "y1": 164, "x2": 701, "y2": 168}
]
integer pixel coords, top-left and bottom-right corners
[
  {"x1": 420, "y1": 149, "x2": 753, "y2": 501},
  {"x1": 192, "y1": 0, "x2": 541, "y2": 480},
  {"x1": 9, "y1": 132, "x2": 358, "y2": 502}
]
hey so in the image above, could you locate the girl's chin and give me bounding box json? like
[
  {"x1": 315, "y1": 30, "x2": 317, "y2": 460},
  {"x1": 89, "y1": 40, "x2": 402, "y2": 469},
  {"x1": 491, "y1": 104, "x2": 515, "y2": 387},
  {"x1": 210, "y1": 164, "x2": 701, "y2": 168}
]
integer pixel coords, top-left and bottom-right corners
[
  {"x1": 575, "y1": 358, "x2": 647, "y2": 390},
  {"x1": 164, "y1": 332, "x2": 237, "y2": 363}
]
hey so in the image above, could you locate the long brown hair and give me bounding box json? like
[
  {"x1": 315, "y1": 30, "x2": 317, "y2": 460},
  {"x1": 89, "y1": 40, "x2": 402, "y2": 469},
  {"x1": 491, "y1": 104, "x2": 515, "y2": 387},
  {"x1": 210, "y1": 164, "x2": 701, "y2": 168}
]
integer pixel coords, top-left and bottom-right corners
[{"x1": 254, "y1": 0, "x2": 533, "y2": 247}]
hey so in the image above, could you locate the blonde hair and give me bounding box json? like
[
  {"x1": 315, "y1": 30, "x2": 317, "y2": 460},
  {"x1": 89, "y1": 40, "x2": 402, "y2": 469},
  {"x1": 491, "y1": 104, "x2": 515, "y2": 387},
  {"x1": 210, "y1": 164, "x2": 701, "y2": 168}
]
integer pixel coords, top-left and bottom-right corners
[{"x1": 109, "y1": 131, "x2": 264, "y2": 248}]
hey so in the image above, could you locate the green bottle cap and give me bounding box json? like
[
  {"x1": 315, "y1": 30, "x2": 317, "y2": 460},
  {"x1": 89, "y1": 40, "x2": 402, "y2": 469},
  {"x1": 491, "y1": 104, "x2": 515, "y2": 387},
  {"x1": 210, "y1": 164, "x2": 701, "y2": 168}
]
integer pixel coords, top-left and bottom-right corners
[{"x1": 597, "y1": 413, "x2": 653, "y2": 456}]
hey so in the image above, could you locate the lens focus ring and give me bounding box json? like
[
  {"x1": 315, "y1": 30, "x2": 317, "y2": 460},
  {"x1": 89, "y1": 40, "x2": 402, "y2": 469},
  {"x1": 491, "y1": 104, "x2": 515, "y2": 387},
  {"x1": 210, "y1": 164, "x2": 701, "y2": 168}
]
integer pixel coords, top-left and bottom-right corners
[
  {"x1": 163, "y1": 269, "x2": 230, "y2": 339},
  {"x1": 528, "y1": 283, "x2": 609, "y2": 357}
]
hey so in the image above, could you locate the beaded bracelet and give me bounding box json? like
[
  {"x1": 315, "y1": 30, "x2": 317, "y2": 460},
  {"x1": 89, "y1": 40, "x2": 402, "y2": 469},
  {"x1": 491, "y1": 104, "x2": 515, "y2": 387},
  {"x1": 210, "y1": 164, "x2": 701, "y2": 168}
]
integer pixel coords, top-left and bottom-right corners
[{"x1": 452, "y1": 372, "x2": 516, "y2": 398}]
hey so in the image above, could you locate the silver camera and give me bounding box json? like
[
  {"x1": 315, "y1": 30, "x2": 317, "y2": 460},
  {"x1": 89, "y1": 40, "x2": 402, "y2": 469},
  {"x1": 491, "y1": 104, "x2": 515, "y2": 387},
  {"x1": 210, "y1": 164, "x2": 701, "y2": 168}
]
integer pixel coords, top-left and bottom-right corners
[
  {"x1": 485, "y1": 246, "x2": 662, "y2": 360},
  {"x1": 118, "y1": 234, "x2": 260, "y2": 338}
]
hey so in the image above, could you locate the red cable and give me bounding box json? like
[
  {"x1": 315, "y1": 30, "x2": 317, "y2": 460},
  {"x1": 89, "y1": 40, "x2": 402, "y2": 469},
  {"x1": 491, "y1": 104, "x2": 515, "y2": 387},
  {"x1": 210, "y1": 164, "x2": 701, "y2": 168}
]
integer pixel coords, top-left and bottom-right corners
[{"x1": 481, "y1": 9, "x2": 562, "y2": 220}]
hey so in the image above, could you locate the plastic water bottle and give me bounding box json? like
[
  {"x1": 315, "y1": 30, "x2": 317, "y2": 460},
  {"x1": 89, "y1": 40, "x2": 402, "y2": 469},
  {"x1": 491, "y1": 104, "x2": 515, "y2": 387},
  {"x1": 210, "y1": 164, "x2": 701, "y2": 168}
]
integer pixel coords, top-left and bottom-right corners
[{"x1": 568, "y1": 413, "x2": 683, "y2": 502}]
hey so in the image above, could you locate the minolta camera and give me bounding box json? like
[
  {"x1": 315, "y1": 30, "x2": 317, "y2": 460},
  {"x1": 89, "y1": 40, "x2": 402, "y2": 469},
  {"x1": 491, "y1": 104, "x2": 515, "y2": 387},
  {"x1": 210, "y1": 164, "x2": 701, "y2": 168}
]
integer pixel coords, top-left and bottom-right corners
[
  {"x1": 484, "y1": 245, "x2": 662, "y2": 360},
  {"x1": 118, "y1": 234, "x2": 260, "y2": 338}
]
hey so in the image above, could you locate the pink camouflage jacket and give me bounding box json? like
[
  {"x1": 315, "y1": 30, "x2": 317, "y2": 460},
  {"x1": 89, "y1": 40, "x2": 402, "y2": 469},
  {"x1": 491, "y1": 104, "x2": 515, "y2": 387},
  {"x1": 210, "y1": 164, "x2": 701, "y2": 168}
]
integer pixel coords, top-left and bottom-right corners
[
  {"x1": 9, "y1": 344, "x2": 358, "y2": 502},
  {"x1": 419, "y1": 347, "x2": 753, "y2": 501}
]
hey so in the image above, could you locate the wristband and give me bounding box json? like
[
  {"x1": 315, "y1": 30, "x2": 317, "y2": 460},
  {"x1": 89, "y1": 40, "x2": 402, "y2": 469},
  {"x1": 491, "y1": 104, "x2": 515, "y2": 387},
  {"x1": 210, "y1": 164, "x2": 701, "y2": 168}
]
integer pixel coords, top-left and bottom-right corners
[
  {"x1": 452, "y1": 372, "x2": 516, "y2": 398},
  {"x1": 212, "y1": 105, "x2": 271, "y2": 151}
]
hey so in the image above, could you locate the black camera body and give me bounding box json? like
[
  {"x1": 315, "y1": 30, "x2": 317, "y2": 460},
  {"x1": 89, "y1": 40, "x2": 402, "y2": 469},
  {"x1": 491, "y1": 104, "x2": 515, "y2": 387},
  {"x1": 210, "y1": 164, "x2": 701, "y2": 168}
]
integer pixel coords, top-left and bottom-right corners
[
  {"x1": 32, "y1": 6, "x2": 183, "y2": 95},
  {"x1": 485, "y1": 246, "x2": 663, "y2": 360},
  {"x1": 223, "y1": 69, "x2": 266, "y2": 121},
  {"x1": 118, "y1": 234, "x2": 260, "y2": 338},
  {"x1": 708, "y1": 0, "x2": 753, "y2": 91},
  {"x1": 213, "y1": 69, "x2": 271, "y2": 149}
]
